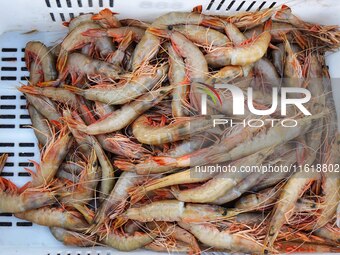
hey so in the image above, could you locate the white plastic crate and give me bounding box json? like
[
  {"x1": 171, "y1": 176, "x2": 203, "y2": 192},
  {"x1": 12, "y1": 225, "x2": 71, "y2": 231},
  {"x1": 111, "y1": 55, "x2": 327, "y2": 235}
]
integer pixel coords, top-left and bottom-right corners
[{"x1": 0, "y1": 0, "x2": 339, "y2": 254}]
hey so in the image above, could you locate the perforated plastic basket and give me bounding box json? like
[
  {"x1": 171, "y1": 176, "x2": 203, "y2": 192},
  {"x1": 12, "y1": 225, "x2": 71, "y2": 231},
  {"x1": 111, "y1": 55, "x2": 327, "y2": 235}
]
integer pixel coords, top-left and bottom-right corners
[{"x1": 0, "y1": 0, "x2": 340, "y2": 254}]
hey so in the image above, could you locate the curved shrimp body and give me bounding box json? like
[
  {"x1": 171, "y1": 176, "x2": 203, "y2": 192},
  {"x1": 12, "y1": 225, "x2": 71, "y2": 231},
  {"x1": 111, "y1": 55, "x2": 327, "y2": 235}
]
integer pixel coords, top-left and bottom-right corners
[
  {"x1": 65, "y1": 64, "x2": 168, "y2": 105},
  {"x1": 15, "y1": 207, "x2": 88, "y2": 231},
  {"x1": 25, "y1": 41, "x2": 57, "y2": 83},
  {"x1": 28, "y1": 104, "x2": 52, "y2": 146},
  {"x1": 50, "y1": 227, "x2": 99, "y2": 247},
  {"x1": 83, "y1": 27, "x2": 145, "y2": 42},
  {"x1": 171, "y1": 147, "x2": 272, "y2": 203},
  {"x1": 57, "y1": 22, "x2": 102, "y2": 72},
  {"x1": 90, "y1": 172, "x2": 141, "y2": 234},
  {"x1": 314, "y1": 225, "x2": 340, "y2": 243},
  {"x1": 123, "y1": 200, "x2": 237, "y2": 223},
  {"x1": 66, "y1": 86, "x2": 173, "y2": 135},
  {"x1": 20, "y1": 85, "x2": 78, "y2": 108},
  {"x1": 67, "y1": 14, "x2": 93, "y2": 31},
  {"x1": 167, "y1": 43, "x2": 188, "y2": 117},
  {"x1": 207, "y1": 65, "x2": 250, "y2": 85},
  {"x1": 264, "y1": 170, "x2": 319, "y2": 249},
  {"x1": 120, "y1": 19, "x2": 150, "y2": 29},
  {"x1": 205, "y1": 31, "x2": 271, "y2": 67},
  {"x1": 132, "y1": 115, "x2": 214, "y2": 145},
  {"x1": 253, "y1": 57, "x2": 281, "y2": 89},
  {"x1": 30, "y1": 127, "x2": 73, "y2": 187},
  {"x1": 61, "y1": 52, "x2": 122, "y2": 83},
  {"x1": 131, "y1": 12, "x2": 210, "y2": 71},
  {"x1": 0, "y1": 179, "x2": 56, "y2": 213},
  {"x1": 150, "y1": 29, "x2": 208, "y2": 83},
  {"x1": 61, "y1": 150, "x2": 99, "y2": 206},
  {"x1": 115, "y1": 139, "x2": 202, "y2": 174},
  {"x1": 0, "y1": 154, "x2": 7, "y2": 174},
  {"x1": 103, "y1": 230, "x2": 155, "y2": 251},
  {"x1": 24, "y1": 94, "x2": 61, "y2": 121},
  {"x1": 179, "y1": 222, "x2": 264, "y2": 254},
  {"x1": 283, "y1": 38, "x2": 303, "y2": 87},
  {"x1": 173, "y1": 24, "x2": 229, "y2": 47}
]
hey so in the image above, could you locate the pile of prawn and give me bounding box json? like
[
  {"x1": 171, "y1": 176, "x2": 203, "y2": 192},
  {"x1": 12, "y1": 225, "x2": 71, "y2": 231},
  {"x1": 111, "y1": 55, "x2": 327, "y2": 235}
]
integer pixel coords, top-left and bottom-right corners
[{"x1": 1, "y1": 5, "x2": 339, "y2": 254}]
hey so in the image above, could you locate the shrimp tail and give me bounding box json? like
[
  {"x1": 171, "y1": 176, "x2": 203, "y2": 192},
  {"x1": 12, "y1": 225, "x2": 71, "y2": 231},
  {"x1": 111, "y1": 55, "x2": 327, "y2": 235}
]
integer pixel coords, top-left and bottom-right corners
[
  {"x1": 57, "y1": 49, "x2": 68, "y2": 73},
  {"x1": 114, "y1": 160, "x2": 135, "y2": 171},
  {"x1": 82, "y1": 28, "x2": 108, "y2": 38},
  {"x1": 200, "y1": 18, "x2": 224, "y2": 28},
  {"x1": 152, "y1": 156, "x2": 177, "y2": 166},
  {"x1": 18, "y1": 85, "x2": 41, "y2": 96},
  {"x1": 274, "y1": 4, "x2": 292, "y2": 20},
  {"x1": 148, "y1": 28, "x2": 170, "y2": 38},
  {"x1": 0, "y1": 177, "x2": 18, "y2": 193},
  {"x1": 0, "y1": 153, "x2": 8, "y2": 173},
  {"x1": 64, "y1": 114, "x2": 88, "y2": 133},
  {"x1": 192, "y1": 5, "x2": 203, "y2": 14},
  {"x1": 63, "y1": 85, "x2": 85, "y2": 96},
  {"x1": 92, "y1": 8, "x2": 118, "y2": 20}
]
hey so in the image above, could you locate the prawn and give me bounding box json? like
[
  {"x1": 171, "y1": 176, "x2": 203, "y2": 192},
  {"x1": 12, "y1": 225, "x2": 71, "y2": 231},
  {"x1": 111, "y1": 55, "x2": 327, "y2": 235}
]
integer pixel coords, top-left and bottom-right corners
[
  {"x1": 25, "y1": 41, "x2": 57, "y2": 84},
  {"x1": 27, "y1": 104, "x2": 52, "y2": 146},
  {"x1": 50, "y1": 227, "x2": 99, "y2": 247},
  {"x1": 205, "y1": 31, "x2": 271, "y2": 67},
  {"x1": 0, "y1": 176, "x2": 56, "y2": 213},
  {"x1": 82, "y1": 26, "x2": 145, "y2": 42},
  {"x1": 27, "y1": 126, "x2": 73, "y2": 187},
  {"x1": 14, "y1": 207, "x2": 89, "y2": 231},
  {"x1": 179, "y1": 222, "x2": 265, "y2": 254},
  {"x1": 171, "y1": 147, "x2": 273, "y2": 203},
  {"x1": 167, "y1": 43, "x2": 189, "y2": 117},
  {"x1": 19, "y1": 85, "x2": 78, "y2": 108},
  {"x1": 122, "y1": 200, "x2": 239, "y2": 223},
  {"x1": 64, "y1": 64, "x2": 168, "y2": 105},
  {"x1": 132, "y1": 115, "x2": 214, "y2": 145},
  {"x1": 65, "y1": 85, "x2": 173, "y2": 135}
]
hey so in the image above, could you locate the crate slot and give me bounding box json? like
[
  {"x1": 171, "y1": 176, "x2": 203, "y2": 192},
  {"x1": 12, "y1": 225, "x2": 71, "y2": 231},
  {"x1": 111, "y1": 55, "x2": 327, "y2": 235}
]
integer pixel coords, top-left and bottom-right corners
[
  {"x1": 59, "y1": 13, "x2": 65, "y2": 21},
  {"x1": 20, "y1": 105, "x2": 27, "y2": 109},
  {"x1": 109, "y1": 0, "x2": 114, "y2": 7},
  {"x1": 258, "y1": 1, "x2": 266, "y2": 10},
  {"x1": 66, "y1": 0, "x2": 72, "y2": 7},
  {"x1": 1, "y1": 76, "x2": 16, "y2": 81},
  {"x1": 1, "y1": 57, "x2": 17, "y2": 61},
  {"x1": 19, "y1": 162, "x2": 34, "y2": 167},
  {"x1": 77, "y1": 0, "x2": 83, "y2": 7},
  {"x1": 18, "y1": 172, "x2": 31, "y2": 177},
  {"x1": 0, "y1": 222, "x2": 12, "y2": 227},
  {"x1": 0, "y1": 114, "x2": 15, "y2": 119},
  {"x1": 4, "y1": 162, "x2": 14, "y2": 167},
  {"x1": 1, "y1": 67, "x2": 17, "y2": 71},
  {"x1": 246, "y1": 1, "x2": 256, "y2": 12},
  {"x1": 268, "y1": 1, "x2": 276, "y2": 8},
  {"x1": 0, "y1": 95, "x2": 16, "y2": 100},
  {"x1": 70, "y1": 13, "x2": 75, "y2": 19},
  {"x1": 0, "y1": 124, "x2": 15, "y2": 128},
  {"x1": 19, "y1": 143, "x2": 35, "y2": 147},
  {"x1": 45, "y1": 0, "x2": 51, "y2": 8},
  {"x1": 0, "y1": 143, "x2": 14, "y2": 147},
  {"x1": 216, "y1": 0, "x2": 225, "y2": 10},
  {"x1": 19, "y1": 124, "x2": 31, "y2": 129},
  {"x1": 0, "y1": 153, "x2": 14, "y2": 157},
  {"x1": 88, "y1": 0, "x2": 93, "y2": 7},
  {"x1": 1, "y1": 48, "x2": 17, "y2": 52},
  {"x1": 99, "y1": 0, "x2": 103, "y2": 7},
  {"x1": 16, "y1": 222, "x2": 33, "y2": 227},
  {"x1": 50, "y1": 13, "x2": 56, "y2": 22},
  {"x1": 21, "y1": 67, "x2": 28, "y2": 71},
  {"x1": 236, "y1": 0, "x2": 246, "y2": 11},
  {"x1": 0, "y1": 105, "x2": 16, "y2": 109},
  {"x1": 0, "y1": 172, "x2": 14, "y2": 177},
  {"x1": 19, "y1": 152, "x2": 34, "y2": 157},
  {"x1": 206, "y1": 0, "x2": 215, "y2": 10},
  {"x1": 0, "y1": 213, "x2": 12, "y2": 216},
  {"x1": 226, "y1": 0, "x2": 235, "y2": 10},
  {"x1": 20, "y1": 114, "x2": 30, "y2": 119}
]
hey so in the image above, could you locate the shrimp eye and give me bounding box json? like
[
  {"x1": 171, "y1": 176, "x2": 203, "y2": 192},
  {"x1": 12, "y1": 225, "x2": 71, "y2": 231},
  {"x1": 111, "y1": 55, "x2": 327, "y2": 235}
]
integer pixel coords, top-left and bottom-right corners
[{"x1": 168, "y1": 25, "x2": 173, "y2": 30}]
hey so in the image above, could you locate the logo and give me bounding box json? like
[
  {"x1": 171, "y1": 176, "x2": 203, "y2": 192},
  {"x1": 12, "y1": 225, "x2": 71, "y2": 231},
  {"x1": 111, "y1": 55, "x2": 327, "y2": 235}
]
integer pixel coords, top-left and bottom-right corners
[{"x1": 200, "y1": 84, "x2": 311, "y2": 116}]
